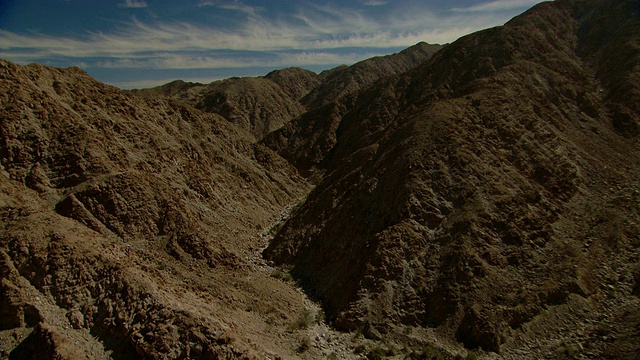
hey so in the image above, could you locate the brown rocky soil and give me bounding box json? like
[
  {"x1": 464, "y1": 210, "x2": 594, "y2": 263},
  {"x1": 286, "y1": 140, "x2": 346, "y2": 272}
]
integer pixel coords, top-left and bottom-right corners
[
  {"x1": 1, "y1": 0, "x2": 639, "y2": 359},
  {"x1": 130, "y1": 72, "x2": 316, "y2": 140}
]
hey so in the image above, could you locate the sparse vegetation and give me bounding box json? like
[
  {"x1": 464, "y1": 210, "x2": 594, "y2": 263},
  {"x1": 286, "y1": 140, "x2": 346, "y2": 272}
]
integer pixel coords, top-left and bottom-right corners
[
  {"x1": 297, "y1": 335, "x2": 312, "y2": 353},
  {"x1": 367, "y1": 345, "x2": 387, "y2": 360},
  {"x1": 354, "y1": 344, "x2": 367, "y2": 354},
  {"x1": 271, "y1": 268, "x2": 293, "y2": 282},
  {"x1": 289, "y1": 308, "x2": 314, "y2": 331},
  {"x1": 315, "y1": 308, "x2": 325, "y2": 323},
  {"x1": 406, "y1": 344, "x2": 447, "y2": 360},
  {"x1": 562, "y1": 342, "x2": 578, "y2": 359},
  {"x1": 466, "y1": 350, "x2": 480, "y2": 360}
]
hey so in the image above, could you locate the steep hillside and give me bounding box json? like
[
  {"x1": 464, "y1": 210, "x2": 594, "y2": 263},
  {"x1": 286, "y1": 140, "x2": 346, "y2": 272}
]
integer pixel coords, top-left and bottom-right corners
[
  {"x1": 264, "y1": 0, "x2": 640, "y2": 357},
  {"x1": 301, "y1": 42, "x2": 444, "y2": 109},
  {"x1": 131, "y1": 72, "x2": 318, "y2": 139},
  {"x1": 0, "y1": 60, "x2": 325, "y2": 358},
  {"x1": 192, "y1": 76, "x2": 310, "y2": 138},
  {"x1": 262, "y1": 42, "x2": 443, "y2": 178},
  {"x1": 134, "y1": 43, "x2": 440, "y2": 141}
]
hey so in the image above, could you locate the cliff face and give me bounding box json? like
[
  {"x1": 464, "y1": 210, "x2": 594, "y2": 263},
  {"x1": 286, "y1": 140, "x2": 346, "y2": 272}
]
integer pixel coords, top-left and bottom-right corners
[{"x1": 264, "y1": 0, "x2": 640, "y2": 356}]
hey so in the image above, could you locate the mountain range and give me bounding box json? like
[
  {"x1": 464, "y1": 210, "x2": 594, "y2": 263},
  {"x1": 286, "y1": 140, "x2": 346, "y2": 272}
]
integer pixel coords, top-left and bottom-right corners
[{"x1": 0, "y1": 0, "x2": 638, "y2": 359}]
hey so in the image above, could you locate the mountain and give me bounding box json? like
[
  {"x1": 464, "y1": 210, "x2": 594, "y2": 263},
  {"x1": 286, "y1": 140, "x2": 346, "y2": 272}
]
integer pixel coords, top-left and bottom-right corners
[
  {"x1": 130, "y1": 71, "x2": 318, "y2": 139},
  {"x1": 132, "y1": 43, "x2": 441, "y2": 141},
  {"x1": 1, "y1": 0, "x2": 639, "y2": 359},
  {"x1": 0, "y1": 60, "x2": 318, "y2": 358},
  {"x1": 301, "y1": 42, "x2": 444, "y2": 109},
  {"x1": 263, "y1": 0, "x2": 640, "y2": 357}
]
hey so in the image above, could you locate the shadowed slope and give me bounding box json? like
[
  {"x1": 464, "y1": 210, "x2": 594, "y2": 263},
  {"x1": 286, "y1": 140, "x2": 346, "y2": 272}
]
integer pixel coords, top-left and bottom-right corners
[{"x1": 264, "y1": 0, "x2": 640, "y2": 356}]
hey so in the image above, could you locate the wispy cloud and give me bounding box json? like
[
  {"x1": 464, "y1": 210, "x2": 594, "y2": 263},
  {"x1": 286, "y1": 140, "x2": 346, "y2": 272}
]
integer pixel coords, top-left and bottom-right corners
[
  {"x1": 93, "y1": 52, "x2": 365, "y2": 69},
  {"x1": 197, "y1": 1, "x2": 216, "y2": 7},
  {"x1": 0, "y1": 0, "x2": 538, "y2": 77},
  {"x1": 0, "y1": 21, "x2": 470, "y2": 65},
  {"x1": 118, "y1": 0, "x2": 148, "y2": 9},
  {"x1": 451, "y1": 0, "x2": 543, "y2": 13},
  {"x1": 363, "y1": 0, "x2": 388, "y2": 6}
]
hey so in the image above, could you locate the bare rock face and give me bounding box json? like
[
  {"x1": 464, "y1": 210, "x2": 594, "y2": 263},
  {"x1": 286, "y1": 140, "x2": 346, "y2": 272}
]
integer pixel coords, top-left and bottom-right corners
[{"x1": 264, "y1": 0, "x2": 640, "y2": 357}]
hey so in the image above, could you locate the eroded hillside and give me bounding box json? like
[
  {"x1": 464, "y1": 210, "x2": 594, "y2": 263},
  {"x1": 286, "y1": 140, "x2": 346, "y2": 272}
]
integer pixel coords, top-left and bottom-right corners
[
  {"x1": 133, "y1": 42, "x2": 441, "y2": 141},
  {"x1": 0, "y1": 60, "x2": 325, "y2": 358},
  {"x1": 264, "y1": 0, "x2": 640, "y2": 358},
  {"x1": 1, "y1": 0, "x2": 639, "y2": 359}
]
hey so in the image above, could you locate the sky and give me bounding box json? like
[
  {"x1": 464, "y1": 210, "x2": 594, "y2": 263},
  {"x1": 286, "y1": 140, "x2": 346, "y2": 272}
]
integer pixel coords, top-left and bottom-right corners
[{"x1": 0, "y1": 0, "x2": 545, "y2": 89}]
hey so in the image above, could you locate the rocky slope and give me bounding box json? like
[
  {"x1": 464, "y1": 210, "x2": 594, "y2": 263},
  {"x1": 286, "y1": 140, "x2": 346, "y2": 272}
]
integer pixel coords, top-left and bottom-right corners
[
  {"x1": 130, "y1": 71, "x2": 318, "y2": 139},
  {"x1": 1, "y1": 0, "x2": 639, "y2": 359},
  {"x1": 0, "y1": 39, "x2": 445, "y2": 360},
  {"x1": 0, "y1": 60, "x2": 331, "y2": 358},
  {"x1": 301, "y1": 42, "x2": 443, "y2": 109},
  {"x1": 261, "y1": 43, "x2": 443, "y2": 178},
  {"x1": 264, "y1": 0, "x2": 640, "y2": 357},
  {"x1": 133, "y1": 43, "x2": 441, "y2": 141}
]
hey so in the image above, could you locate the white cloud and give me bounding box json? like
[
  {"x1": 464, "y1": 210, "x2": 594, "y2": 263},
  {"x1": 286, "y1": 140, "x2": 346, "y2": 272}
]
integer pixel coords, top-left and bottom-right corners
[
  {"x1": 92, "y1": 51, "x2": 376, "y2": 70},
  {"x1": 118, "y1": 0, "x2": 148, "y2": 9},
  {"x1": 363, "y1": 0, "x2": 388, "y2": 6},
  {"x1": 197, "y1": 1, "x2": 216, "y2": 7},
  {"x1": 0, "y1": 1, "x2": 535, "y2": 73},
  {"x1": 451, "y1": 0, "x2": 544, "y2": 13}
]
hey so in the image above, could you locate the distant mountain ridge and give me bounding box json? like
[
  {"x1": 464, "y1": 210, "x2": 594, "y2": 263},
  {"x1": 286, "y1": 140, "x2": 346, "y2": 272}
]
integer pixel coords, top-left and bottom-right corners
[{"x1": 131, "y1": 42, "x2": 443, "y2": 139}]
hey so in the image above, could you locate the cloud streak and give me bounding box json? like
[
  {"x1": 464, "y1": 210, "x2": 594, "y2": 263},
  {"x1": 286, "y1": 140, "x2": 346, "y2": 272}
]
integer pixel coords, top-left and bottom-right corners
[
  {"x1": 0, "y1": 5, "x2": 484, "y2": 62},
  {"x1": 363, "y1": 0, "x2": 388, "y2": 6},
  {"x1": 451, "y1": 0, "x2": 544, "y2": 13},
  {"x1": 118, "y1": 0, "x2": 148, "y2": 9},
  {"x1": 0, "y1": 0, "x2": 544, "y2": 88}
]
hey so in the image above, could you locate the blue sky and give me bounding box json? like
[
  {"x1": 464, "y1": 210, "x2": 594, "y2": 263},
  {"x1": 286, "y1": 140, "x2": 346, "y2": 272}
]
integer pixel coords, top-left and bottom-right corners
[{"x1": 0, "y1": 0, "x2": 545, "y2": 89}]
